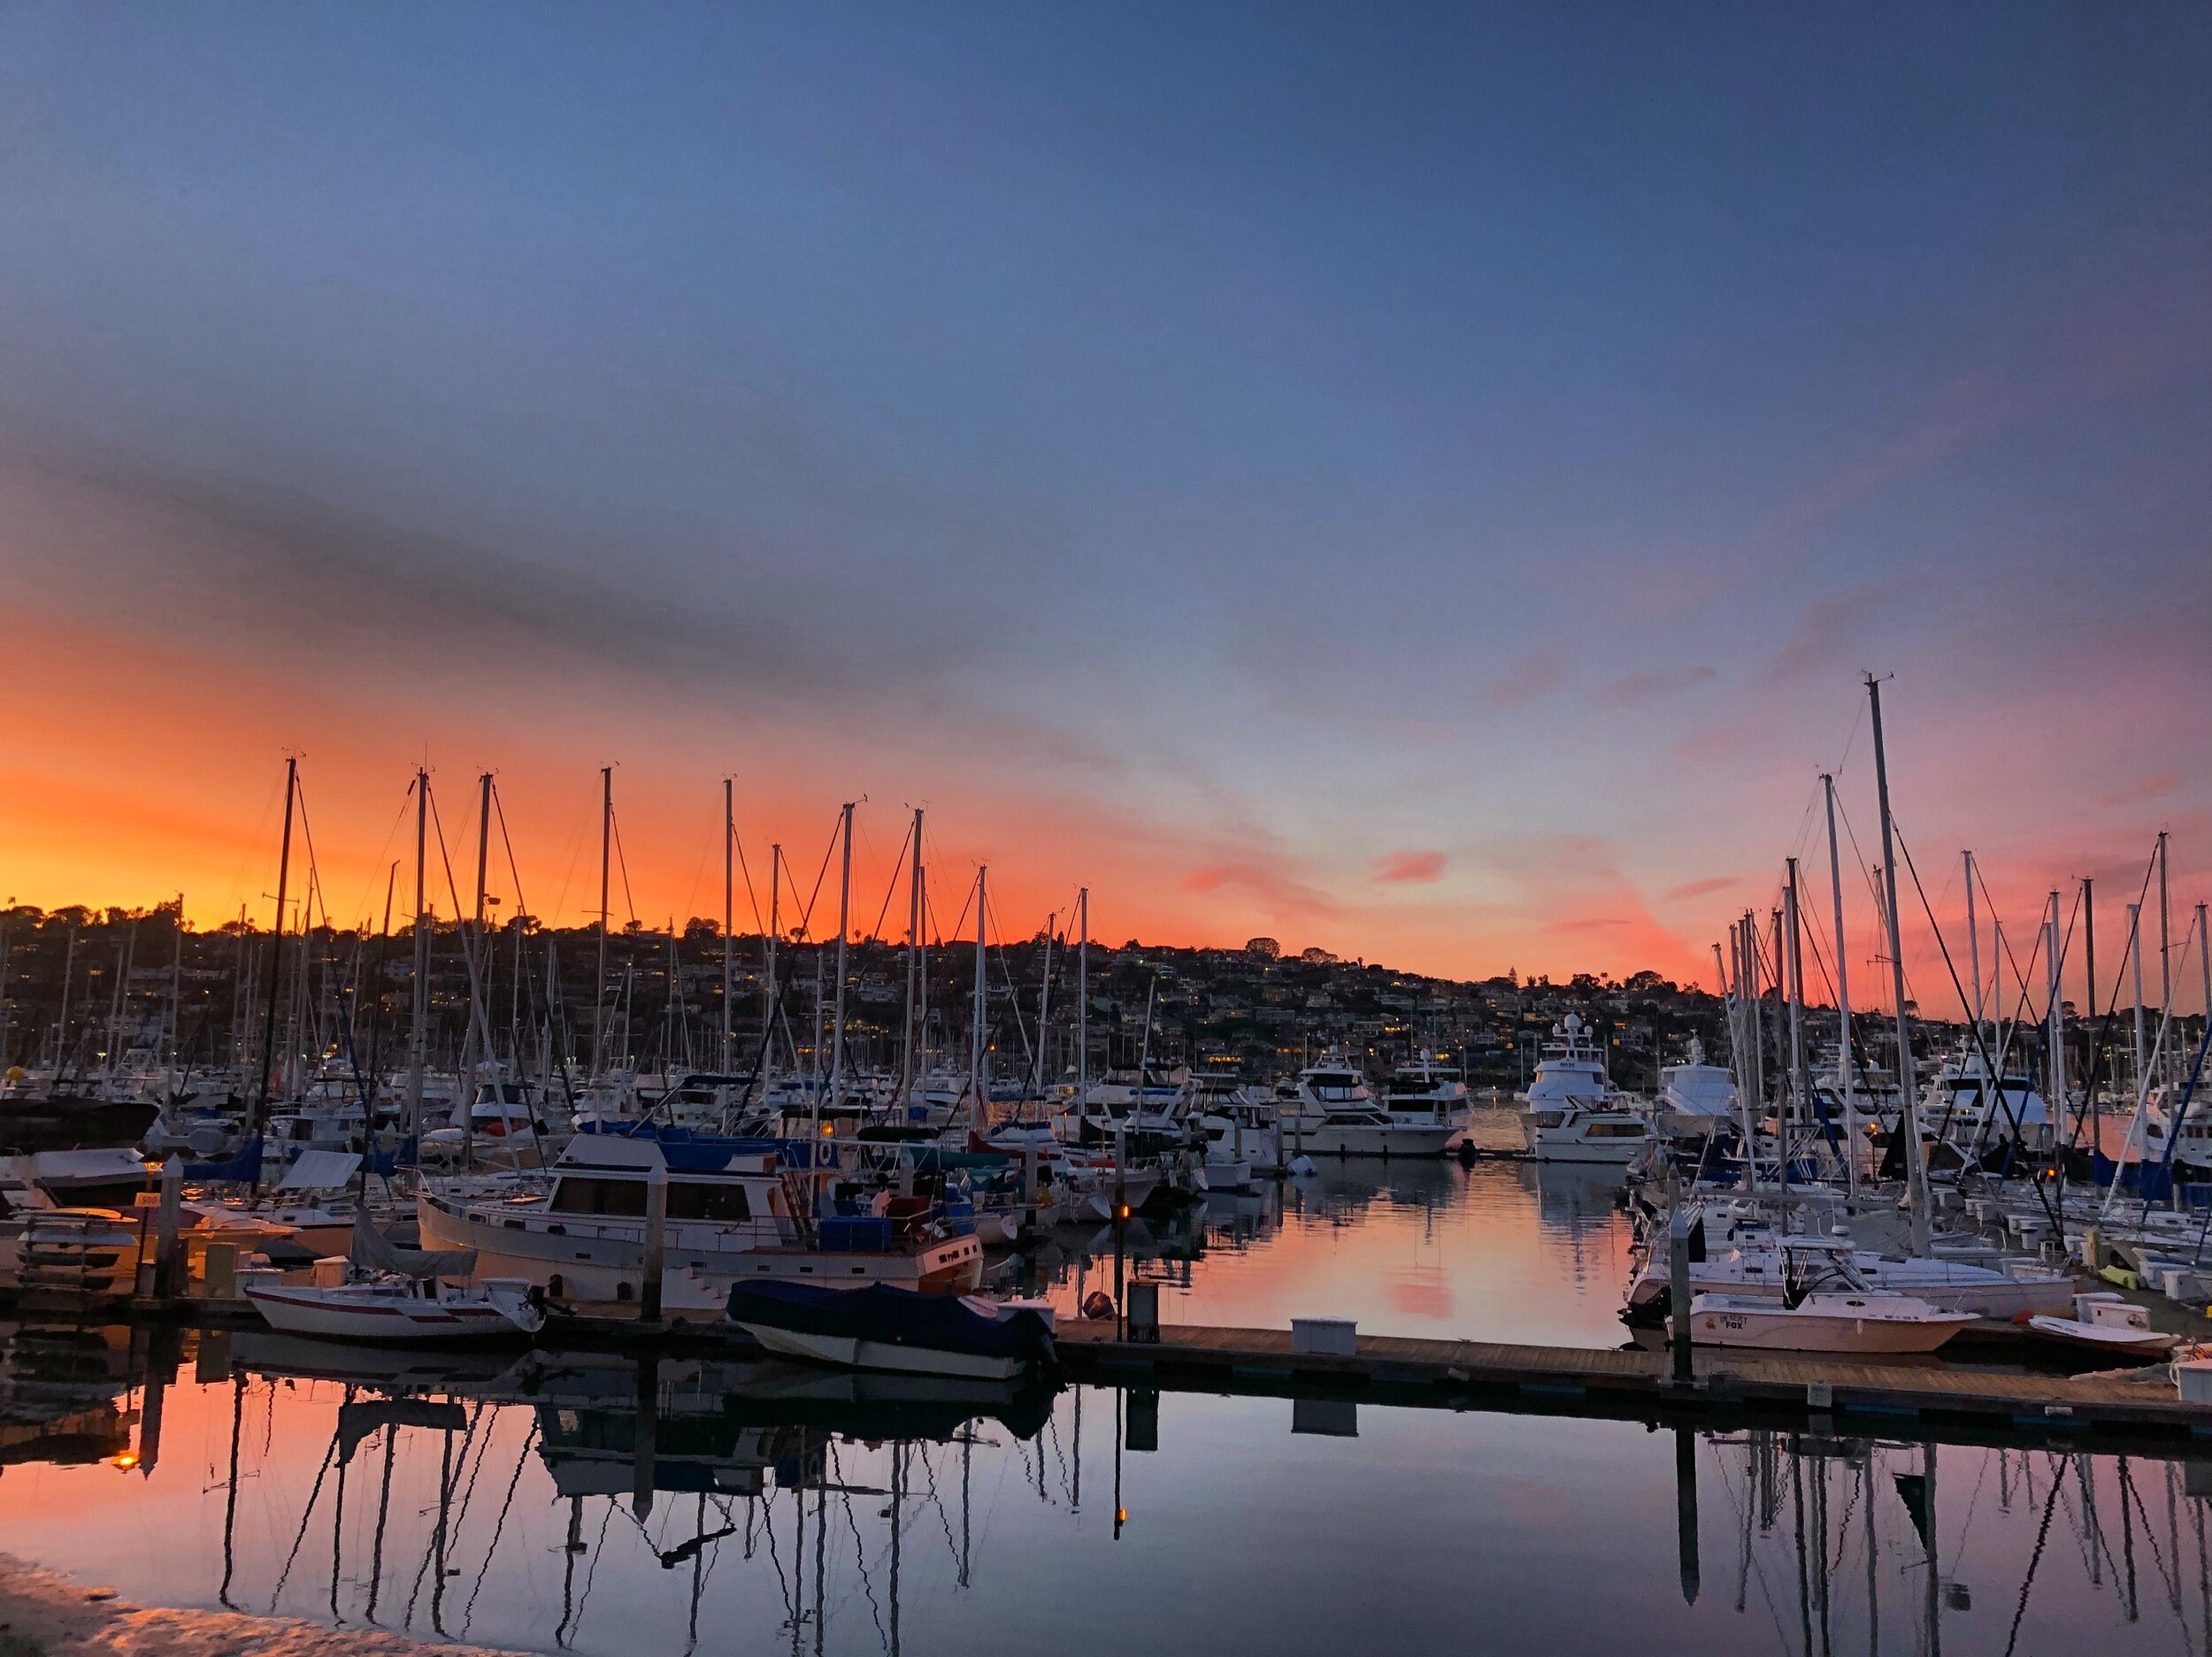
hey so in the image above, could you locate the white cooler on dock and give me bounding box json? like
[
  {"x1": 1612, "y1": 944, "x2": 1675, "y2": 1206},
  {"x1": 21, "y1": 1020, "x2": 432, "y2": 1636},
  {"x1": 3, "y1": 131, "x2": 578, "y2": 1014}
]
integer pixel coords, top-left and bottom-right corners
[
  {"x1": 2178, "y1": 1360, "x2": 2212, "y2": 1406},
  {"x1": 1292, "y1": 1317, "x2": 1357, "y2": 1356}
]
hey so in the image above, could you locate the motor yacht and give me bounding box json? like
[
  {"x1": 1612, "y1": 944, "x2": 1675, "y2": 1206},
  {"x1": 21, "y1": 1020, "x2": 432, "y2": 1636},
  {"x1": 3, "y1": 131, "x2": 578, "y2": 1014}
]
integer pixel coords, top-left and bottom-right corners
[
  {"x1": 1519, "y1": 1015, "x2": 1655, "y2": 1163},
  {"x1": 417, "y1": 1132, "x2": 984, "y2": 1306}
]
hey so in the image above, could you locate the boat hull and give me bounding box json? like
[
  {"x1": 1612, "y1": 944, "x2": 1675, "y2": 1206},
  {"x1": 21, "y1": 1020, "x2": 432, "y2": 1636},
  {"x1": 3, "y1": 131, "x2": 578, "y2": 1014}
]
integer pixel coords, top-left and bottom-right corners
[
  {"x1": 1288, "y1": 1124, "x2": 1456, "y2": 1158},
  {"x1": 243, "y1": 1282, "x2": 537, "y2": 1344},
  {"x1": 735, "y1": 1323, "x2": 1031, "y2": 1381}
]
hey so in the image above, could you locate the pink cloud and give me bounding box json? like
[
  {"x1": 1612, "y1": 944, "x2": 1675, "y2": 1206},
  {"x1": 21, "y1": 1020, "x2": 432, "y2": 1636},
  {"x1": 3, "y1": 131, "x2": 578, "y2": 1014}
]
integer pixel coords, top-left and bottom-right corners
[
  {"x1": 2101, "y1": 771, "x2": 2179, "y2": 809},
  {"x1": 1664, "y1": 875, "x2": 1739, "y2": 901},
  {"x1": 1182, "y1": 860, "x2": 1336, "y2": 917},
  {"x1": 1592, "y1": 664, "x2": 1716, "y2": 709},
  {"x1": 1373, "y1": 849, "x2": 1447, "y2": 885}
]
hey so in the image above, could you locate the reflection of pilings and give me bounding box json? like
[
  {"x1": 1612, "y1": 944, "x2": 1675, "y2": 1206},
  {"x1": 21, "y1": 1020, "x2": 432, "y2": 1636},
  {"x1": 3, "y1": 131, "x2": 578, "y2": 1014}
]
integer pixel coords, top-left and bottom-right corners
[
  {"x1": 1863, "y1": 1458, "x2": 1878, "y2": 1657},
  {"x1": 1792, "y1": 1446, "x2": 1813, "y2": 1657},
  {"x1": 1674, "y1": 1427, "x2": 1700, "y2": 1606},
  {"x1": 634, "y1": 1352, "x2": 660, "y2": 1521},
  {"x1": 134, "y1": 1323, "x2": 181, "y2": 1477},
  {"x1": 330, "y1": 1385, "x2": 353, "y2": 1622},
  {"x1": 2121, "y1": 1456, "x2": 2140, "y2": 1623},
  {"x1": 557, "y1": 1495, "x2": 582, "y2": 1645},
  {"x1": 1924, "y1": 1443, "x2": 1941, "y2": 1657}
]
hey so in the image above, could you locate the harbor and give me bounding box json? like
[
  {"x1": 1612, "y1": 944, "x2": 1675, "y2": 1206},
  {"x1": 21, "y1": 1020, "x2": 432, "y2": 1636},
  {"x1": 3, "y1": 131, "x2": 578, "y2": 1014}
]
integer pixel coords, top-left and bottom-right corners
[{"x1": 3, "y1": 1153, "x2": 2209, "y2": 1654}]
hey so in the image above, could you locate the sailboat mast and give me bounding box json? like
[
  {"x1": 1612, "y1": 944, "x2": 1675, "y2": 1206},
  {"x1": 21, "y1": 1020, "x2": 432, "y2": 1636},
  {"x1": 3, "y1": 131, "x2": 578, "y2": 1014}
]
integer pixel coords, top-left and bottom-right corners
[
  {"x1": 593, "y1": 766, "x2": 611, "y2": 1081},
  {"x1": 1964, "y1": 851, "x2": 1981, "y2": 1035},
  {"x1": 821, "y1": 802, "x2": 853, "y2": 1149},
  {"x1": 972, "y1": 867, "x2": 988, "y2": 1115},
  {"x1": 899, "y1": 809, "x2": 923, "y2": 1107},
  {"x1": 722, "y1": 780, "x2": 735, "y2": 1074},
  {"x1": 1866, "y1": 674, "x2": 1930, "y2": 1252},
  {"x1": 765, "y1": 844, "x2": 780, "y2": 1077},
  {"x1": 1033, "y1": 916, "x2": 1055, "y2": 1102},
  {"x1": 1822, "y1": 774, "x2": 1855, "y2": 1192},
  {"x1": 405, "y1": 768, "x2": 429, "y2": 1147},
  {"x1": 253, "y1": 756, "x2": 298, "y2": 1141},
  {"x1": 2158, "y1": 830, "x2": 2172, "y2": 1027},
  {"x1": 2047, "y1": 892, "x2": 2066, "y2": 1124},
  {"x1": 1077, "y1": 888, "x2": 1089, "y2": 1112},
  {"x1": 1785, "y1": 858, "x2": 1807, "y2": 1150}
]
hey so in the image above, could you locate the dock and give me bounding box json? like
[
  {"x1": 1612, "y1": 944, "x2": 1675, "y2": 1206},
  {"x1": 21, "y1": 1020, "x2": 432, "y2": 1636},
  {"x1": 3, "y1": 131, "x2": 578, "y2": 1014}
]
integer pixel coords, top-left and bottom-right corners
[{"x1": 1053, "y1": 1320, "x2": 2212, "y2": 1455}]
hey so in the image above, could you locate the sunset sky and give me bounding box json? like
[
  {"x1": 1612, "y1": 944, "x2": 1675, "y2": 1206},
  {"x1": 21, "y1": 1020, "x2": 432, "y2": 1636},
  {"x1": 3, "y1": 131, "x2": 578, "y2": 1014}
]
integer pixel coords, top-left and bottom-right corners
[{"x1": 2, "y1": 6, "x2": 2207, "y2": 1006}]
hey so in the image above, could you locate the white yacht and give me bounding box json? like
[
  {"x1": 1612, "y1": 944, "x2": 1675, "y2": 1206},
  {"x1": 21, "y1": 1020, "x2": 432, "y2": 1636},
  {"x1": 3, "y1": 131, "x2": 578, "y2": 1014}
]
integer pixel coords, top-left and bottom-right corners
[
  {"x1": 1284, "y1": 1057, "x2": 1455, "y2": 1156},
  {"x1": 1653, "y1": 1037, "x2": 1739, "y2": 1139},
  {"x1": 418, "y1": 1133, "x2": 984, "y2": 1306},
  {"x1": 1519, "y1": 1016, "x2": 1655, "y2": 1163},
  {"x1": 1379, "y1": 1055, "x2": 1471, "y2": 1130}
]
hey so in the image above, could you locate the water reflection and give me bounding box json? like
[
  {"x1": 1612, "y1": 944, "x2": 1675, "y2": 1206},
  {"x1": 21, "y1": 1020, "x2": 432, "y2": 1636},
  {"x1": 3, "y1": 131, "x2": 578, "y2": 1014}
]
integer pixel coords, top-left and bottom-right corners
[
  {"x1": 0, "y1": 1162, "x2": 2205, "y2": 1655},
  {"x1": 0, "y1": 1319, "x2": 2204, "y2": 1654}
]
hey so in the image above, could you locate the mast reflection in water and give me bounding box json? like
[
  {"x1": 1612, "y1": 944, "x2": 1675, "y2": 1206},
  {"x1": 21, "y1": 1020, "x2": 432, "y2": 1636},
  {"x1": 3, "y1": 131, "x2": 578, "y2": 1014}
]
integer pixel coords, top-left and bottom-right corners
[{"x1": 0, "y1": 1316, "x2": 2203, "y2": 1655}]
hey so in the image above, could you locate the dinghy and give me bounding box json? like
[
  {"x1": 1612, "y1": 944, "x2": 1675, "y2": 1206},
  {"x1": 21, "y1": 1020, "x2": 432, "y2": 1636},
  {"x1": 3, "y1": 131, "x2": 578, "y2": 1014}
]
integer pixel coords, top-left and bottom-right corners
[
  {"x1": 726, "y1": 1279, "x2": 1058, "y2": 1381},
  {"x1": 2024, "y1": 1292, "x2": 2177, "y2": 1360}
]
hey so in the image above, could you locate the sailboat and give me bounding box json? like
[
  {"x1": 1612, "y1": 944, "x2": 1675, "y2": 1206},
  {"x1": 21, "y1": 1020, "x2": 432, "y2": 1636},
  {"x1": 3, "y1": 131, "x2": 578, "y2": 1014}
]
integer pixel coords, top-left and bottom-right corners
[{"x1": 242, "y1": 1215, "x2": 543, "y2": 1343}]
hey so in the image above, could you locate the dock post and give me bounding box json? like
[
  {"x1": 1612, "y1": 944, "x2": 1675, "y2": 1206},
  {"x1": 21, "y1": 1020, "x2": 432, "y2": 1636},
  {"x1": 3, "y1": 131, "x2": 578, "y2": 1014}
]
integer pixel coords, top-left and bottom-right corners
[
  {"x1": 641, "y1": 1162, "x2": 668, "y2": 1324},
  {"x1": 156, "y1": 1155, "x2": 185, "y2": 1300},
  {"x1": 1669, "y1": 1208, "x2": 1695, "y2": 1384}
]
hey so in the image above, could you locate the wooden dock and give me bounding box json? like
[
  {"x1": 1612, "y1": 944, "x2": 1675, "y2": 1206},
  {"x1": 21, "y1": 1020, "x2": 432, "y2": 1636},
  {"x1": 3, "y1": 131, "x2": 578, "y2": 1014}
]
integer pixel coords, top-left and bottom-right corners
[{"x1": 1055, "y1": 1320, "x2": 2212, "y2": 1455}]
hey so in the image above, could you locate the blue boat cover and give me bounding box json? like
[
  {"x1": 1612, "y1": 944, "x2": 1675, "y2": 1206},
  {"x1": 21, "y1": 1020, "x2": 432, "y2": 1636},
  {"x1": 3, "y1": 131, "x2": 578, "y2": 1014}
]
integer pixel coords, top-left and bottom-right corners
[{"x1": 726, "y1": 1280, "x2": 1056, "y2": 1368}]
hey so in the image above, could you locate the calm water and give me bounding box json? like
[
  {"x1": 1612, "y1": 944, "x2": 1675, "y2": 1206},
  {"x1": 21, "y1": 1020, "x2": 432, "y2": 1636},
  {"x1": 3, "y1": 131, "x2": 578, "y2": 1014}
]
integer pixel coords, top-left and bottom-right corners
[{"x1": 0, "y1": 1153, "x2": 2199, "y2": 1655}]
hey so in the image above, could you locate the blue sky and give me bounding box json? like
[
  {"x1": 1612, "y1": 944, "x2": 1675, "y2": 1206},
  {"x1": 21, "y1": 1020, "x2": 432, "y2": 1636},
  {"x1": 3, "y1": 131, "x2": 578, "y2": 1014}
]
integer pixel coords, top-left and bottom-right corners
[{"x1": 2, "y1": 4, "x2": 2206, "y2": 993}]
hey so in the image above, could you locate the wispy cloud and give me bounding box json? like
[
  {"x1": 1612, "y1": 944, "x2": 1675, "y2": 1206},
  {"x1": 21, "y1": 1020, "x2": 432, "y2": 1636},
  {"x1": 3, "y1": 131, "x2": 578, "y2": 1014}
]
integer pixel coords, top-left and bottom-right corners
[
  {"x1": 1664, "y1": 875, "x2": 1739, "y2": 901},
  {"x1": 1372, "y1": 849, "x2": 1446, "y2": 885},
  {"x1": 1182, "y1": 860, "x2": 1336, "y2": 917},
  {"x1": 1592, "y1": 664, "x2": 1716, "y2": 709},
  {"x1": 2101, "y1": 771, "x2": 2180, "y2": 809},
  {"x1": 1484, "y1": 651, "x2": 1564, "y2": 709}
]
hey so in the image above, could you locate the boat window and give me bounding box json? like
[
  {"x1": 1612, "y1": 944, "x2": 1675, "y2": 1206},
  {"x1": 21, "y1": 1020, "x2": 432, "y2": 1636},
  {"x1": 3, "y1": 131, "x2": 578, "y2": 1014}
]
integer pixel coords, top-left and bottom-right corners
[
  {"x1": 548, "y1": 1177, "x2": 649, "y2": 1216},
  {"x1": 666, "y1": 1182, "x2": 751, "y2": 1222}
]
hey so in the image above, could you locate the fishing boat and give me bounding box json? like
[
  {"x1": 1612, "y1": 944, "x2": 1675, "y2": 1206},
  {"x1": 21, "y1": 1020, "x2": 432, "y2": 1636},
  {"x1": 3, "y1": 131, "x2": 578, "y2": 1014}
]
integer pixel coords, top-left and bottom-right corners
[
  {"x1": 726, "y1": 1280, "x2": 1057, "y2": 1380},
  {"x1": 2024, "y1": 1293, "x2": 2177, "y2": 1359},
  {"x1": 1676, "y1": 1289, "x2": 1976, "y2": 1354}
]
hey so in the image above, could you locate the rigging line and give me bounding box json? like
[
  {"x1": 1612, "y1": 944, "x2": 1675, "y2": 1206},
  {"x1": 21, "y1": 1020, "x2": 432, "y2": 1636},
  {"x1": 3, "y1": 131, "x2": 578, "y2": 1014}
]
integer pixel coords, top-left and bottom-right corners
[
  {"x1": 2119, "y1": 1446, "x2": 2188, "y2": 1617},
  {"x1": 828, "y1": 1446, "x2": 889, "y2": 1651},
  {"x1": 565, "y1": 1499, "x2": 617, "y2": 1643},
  {"x1": 727, "y1": 802, "x2": 766, "y2": 936},
  {"x1": 1893, "y1": 825, "x2": 2060, "y2": 1228},
  {"x1": 268, "y1": 1429, "x2": 341, "y2": 1612},
  {"x1": 347, "y1": 787, "x2": 416, "y2": 934},
  {"x1": 864, "y1": 819, "x2": 916, "y2": 947},
  {"x1": 460, "y1": 1418, "x2": 541, "y2": 1635},
  {"x1": 609, "y1": 808, "x2": 640, "y2": 928},
  {"x1": 2055, "y1": 839, "x2": 2164, "y2": 1155},
  {"x1": 2001, "y1": 1465, "x2": 2068, "y2": 1657},
  {"x1": 546, "y1": 790, "x2": 595, "y2": 930}
]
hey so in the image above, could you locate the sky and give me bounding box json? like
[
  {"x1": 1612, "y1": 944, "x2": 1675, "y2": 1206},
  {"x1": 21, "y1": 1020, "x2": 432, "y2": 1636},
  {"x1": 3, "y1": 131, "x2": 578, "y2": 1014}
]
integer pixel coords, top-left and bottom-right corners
[{"x1": 0, "y1": 4, "x2": 2207, "y2": 1008}]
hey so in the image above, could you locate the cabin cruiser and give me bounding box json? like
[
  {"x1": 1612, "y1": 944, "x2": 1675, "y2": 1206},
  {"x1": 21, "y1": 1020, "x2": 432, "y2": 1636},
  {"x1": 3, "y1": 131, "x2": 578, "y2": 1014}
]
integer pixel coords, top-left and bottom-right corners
[
  {"x1": 1923, "y1": 1051, "x2": 2052, "y2": 1157},
  {"x1": 417, "y1": 1132, "x2": 985, "y2": 1306},
  {"x1": 1192, "y1": 1072, "x2": 1277, "y2": 1185},
  {"x1": 1519, "y1": 1015, "x2": 1655, "y2": 1163},
  {"x1": 1379, "y1": 1055, "x2": 1471, "y2": 1130},
  {"x1": 1652, "y1": 1038, "x2": 1739, "y2": 1138}
]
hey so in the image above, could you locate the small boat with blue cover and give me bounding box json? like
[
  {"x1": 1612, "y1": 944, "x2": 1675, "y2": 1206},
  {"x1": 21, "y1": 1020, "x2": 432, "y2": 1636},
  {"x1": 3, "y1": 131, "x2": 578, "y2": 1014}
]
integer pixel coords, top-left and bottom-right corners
[{"x1": 726, "y1": 1280, "x2": 1059, "y2": 1381}]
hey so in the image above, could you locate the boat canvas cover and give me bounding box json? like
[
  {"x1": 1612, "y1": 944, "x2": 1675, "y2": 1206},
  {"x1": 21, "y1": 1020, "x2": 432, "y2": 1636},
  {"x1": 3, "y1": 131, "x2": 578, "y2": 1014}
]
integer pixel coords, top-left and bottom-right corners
[
  {"x1": 279, "y1": 1149, "x2": 362, "y2": 1191},
  {"x1": 727, "y1": 1280, "x2": 1056, "y2": 1366},
  {"x1": 28, "y1": 1147, "x2": 150, "y2": 1186},
  {"x1": 349, "y1": 1213, "x2": 477, "y2": 1281}
]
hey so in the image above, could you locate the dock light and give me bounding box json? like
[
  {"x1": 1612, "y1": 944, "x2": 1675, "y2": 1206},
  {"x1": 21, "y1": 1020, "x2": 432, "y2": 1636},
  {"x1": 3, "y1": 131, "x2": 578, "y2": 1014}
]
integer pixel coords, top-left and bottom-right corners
[
  {"x1": 1116, "y1": 1507, "x2": 1127, "y2": 1523},
  {"x1": 1117, "y1": 1204, "x2": 1132, "y2": 1221},
  {"x1": 110, "y1": 1451, "x2": 138, "y2": 1471}
]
